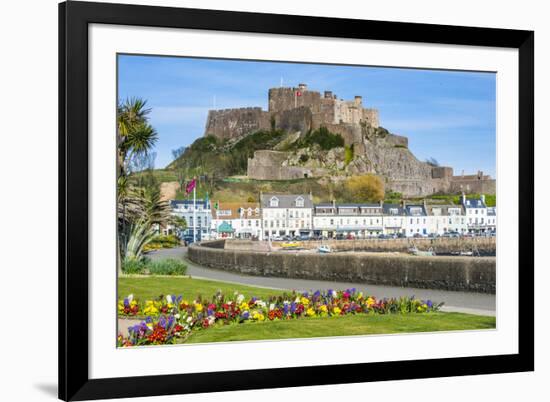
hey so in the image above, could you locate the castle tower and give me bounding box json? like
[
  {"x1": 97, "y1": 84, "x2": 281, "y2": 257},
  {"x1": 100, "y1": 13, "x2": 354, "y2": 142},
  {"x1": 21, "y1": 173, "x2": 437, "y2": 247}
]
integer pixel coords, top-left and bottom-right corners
[{"x1": 354, "y1": 95, "x2": 363, "y2": 106}]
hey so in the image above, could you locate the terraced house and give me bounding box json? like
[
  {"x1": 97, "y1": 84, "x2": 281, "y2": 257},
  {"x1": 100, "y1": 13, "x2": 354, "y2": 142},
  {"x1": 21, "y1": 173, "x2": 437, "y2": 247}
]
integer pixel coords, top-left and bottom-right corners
[{"x1": 260, "y1": 193, "x2": 314, "y2": 239}]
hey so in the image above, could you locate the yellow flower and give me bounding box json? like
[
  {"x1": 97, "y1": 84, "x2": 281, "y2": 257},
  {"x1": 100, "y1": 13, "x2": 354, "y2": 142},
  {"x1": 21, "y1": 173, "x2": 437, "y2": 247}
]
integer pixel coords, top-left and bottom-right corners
[
  {"x1": 240, "y1": 302, "x2": 249, "y2": 311},
  {"x1": 252, "y1": 311, "x2": 265, "y2": 321},
  {"x1": 300, "y1": 297, "x2": 310, "y2": 305},
  {"x1": 306, "y1": 308, "x2": 316, "y2": 317},
  {"x1": 143, "y1": 300, "x2": 159, "y2": 315},
  {"x1": 333, "y1": 307, "x2": 341, "y2": 315},
  {"x1": 366, "y1": 297, "x2": 375, "y2": 308},
  {"x1": 194, "y1": 303, "x2": 203, "y2": 312},
  {"x1": 319, "y1": 305, "x2": 328, "y2": 313}
]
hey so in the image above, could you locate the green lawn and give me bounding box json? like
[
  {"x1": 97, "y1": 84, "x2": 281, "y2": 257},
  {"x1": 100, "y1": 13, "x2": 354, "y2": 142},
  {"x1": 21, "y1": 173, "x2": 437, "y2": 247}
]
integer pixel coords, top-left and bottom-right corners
[
  {"x1": 119, "y1": 276, "x2": 496, "y2": 343},
  {"x1": 119, "y1": 275, "x2": 289, "y2": 301},
  {"x1": 185, "y1": 312, "x2": 496, "y2": 344}
]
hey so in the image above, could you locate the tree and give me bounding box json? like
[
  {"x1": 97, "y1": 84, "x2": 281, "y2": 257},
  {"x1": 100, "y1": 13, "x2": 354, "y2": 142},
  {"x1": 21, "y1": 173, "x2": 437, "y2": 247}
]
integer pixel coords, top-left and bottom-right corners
[
  {"x1": 116, "y1": 97, "x2": 159, "y2": 275},
  {"x1": 171, "y1": 147, "x2": 188, "y2": 192},
  {"x1": 345, "y1": 174, "x2": 385, "y2": 202}
]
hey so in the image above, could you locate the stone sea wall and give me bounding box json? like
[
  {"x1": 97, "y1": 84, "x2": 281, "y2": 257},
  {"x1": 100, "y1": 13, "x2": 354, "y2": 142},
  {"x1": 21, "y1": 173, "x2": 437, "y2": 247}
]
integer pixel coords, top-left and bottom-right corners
[{"x1": 188, "y1": 241, "x2": 496, "y2": 293}]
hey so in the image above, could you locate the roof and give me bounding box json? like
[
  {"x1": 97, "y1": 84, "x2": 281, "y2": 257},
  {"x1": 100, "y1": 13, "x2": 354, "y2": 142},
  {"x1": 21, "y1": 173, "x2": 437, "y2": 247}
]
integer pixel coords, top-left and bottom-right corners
[
  {"x1": 261, "y1": 194, "x2": 313, "y2": 208},
  {"x1": 462, "y1": 198, "x2": 487, "y2": 208},
  {"x1": 170, "y1": 199, "x2": 210, "y2": 209},
  {"x1": 383, "y1": 203, "x2": 404, "y2": 215},
  {"x1": 217, "y1": 221, "x2": 234, "y2": 233},
  {"x1": 425, "y1": 204, "x2": 464, "y2": 216},
  {"x1": 404, "y1": 204, "x2": 427, "y2": 216},
  {"x1": 211, "y1": 202, "x2": 260, "y2": 219}
]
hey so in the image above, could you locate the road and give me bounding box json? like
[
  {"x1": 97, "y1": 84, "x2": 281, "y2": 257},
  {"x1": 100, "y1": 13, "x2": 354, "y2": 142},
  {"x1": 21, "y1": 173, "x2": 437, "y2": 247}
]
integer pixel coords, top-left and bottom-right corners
[{"x1": 145, "y1": 247, "x2": 496, "y2": 316}]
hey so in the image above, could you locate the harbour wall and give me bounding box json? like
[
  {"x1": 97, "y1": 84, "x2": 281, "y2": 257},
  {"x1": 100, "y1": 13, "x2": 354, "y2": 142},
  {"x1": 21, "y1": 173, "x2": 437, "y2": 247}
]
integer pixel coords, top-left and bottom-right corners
[{"x1": 188, "y1": 240, "x2": 496, "y2": 293}]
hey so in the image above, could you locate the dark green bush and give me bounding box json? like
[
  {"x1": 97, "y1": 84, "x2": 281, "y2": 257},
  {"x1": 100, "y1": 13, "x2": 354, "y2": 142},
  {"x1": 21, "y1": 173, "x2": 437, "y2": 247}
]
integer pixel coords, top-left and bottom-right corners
[
  {"x1": 122, "y1": 257, "x2": 148, "y2": 274},
  {"x1": 148, "y1": 259, "x2": 188, "y2": 276},
  {"x1": 299, "y1": 127, "x2": 344, "y2": 150}
]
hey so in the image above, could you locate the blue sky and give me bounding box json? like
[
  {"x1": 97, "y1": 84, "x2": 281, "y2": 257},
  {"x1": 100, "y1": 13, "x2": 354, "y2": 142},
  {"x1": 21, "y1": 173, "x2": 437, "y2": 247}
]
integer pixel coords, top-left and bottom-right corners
[{"x1": 118, "y1": 54, "x2": 496, "y2": 177}]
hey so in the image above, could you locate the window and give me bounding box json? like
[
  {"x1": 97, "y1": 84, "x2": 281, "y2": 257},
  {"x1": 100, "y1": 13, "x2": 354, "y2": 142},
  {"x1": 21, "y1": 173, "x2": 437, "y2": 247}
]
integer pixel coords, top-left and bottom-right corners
[
  {"x1": 295, "y1": 196, "x2": 304, "y2": 207},
  {"x1": 270, "y1": 196, "x2": 279, "y2": 207}
]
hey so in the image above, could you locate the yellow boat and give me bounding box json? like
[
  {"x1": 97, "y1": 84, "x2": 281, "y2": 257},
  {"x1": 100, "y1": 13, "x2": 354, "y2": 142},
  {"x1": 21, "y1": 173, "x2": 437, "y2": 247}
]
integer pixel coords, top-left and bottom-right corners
[{"x1": 281, "y1": 242, "x2": 301, "y2": 249}]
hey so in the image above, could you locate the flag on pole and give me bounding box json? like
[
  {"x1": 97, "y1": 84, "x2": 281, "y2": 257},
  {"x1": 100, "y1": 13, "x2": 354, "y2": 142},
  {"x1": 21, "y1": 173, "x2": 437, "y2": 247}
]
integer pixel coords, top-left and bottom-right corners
[{"x1": 185, "y1": 178, "x2": 196, "y2": 195}]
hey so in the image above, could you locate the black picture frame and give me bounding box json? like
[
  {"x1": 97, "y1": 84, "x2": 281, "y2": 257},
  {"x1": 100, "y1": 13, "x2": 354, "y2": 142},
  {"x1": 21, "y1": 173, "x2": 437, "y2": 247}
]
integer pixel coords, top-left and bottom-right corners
[{"x1": 59, "y1": 1, "x2": 534, "y2": 400}]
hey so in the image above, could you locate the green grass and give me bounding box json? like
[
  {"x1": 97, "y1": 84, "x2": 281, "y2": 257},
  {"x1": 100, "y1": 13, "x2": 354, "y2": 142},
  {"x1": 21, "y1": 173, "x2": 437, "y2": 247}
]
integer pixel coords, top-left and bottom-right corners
[
  {"x1": 118, "y1": 276, "x2": 288, "y2": 301},
  {"x1": 119, "y1": 276, "x2": 496, "y2": 344},
  {"x1": 186, "y1": 312, "x2": 495, "y2": 344}
]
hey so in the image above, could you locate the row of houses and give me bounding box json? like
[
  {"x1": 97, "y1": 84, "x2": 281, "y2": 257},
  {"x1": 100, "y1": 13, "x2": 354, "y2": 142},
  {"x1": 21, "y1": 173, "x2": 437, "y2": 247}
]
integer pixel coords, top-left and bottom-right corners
[{"x1": 169, "y1": 193, "x2": 496, "y2": 242}]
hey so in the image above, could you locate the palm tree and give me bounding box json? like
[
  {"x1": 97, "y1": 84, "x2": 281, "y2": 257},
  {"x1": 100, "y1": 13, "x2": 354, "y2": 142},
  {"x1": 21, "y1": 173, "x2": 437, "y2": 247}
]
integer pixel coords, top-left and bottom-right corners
[{"x1": 117, "y1": 97, "x2": 158, "y2": 275}]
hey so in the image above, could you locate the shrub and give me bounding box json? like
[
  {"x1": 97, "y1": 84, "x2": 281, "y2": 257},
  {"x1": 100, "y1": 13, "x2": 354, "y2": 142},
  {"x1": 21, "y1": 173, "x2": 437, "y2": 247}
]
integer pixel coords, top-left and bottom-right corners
[
  {"x1": 344, "y1": 144, "x2": 354, "y2": 165},
  {"x1": 122, "y1": 257, "x2": 148, "y2": 274},
  {"x1": 345, "y1": 174, "x2": 385, "y2": 202},
  {"x1": 299, "y1": 127, "x2": 344, "y2": 150},
  {"x1": 148, "y1": 259, "x2": 188, "y2": 276}
]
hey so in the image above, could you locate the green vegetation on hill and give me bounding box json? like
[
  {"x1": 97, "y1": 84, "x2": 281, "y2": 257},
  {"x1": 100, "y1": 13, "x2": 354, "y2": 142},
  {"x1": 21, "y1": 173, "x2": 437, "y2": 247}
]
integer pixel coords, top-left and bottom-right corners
[
  {"x1": 168, "y1": 130, "x2": 286, "y2": 178},
  {"x1": 289, "y1": 126, "x2": 344, "y2": 151}
]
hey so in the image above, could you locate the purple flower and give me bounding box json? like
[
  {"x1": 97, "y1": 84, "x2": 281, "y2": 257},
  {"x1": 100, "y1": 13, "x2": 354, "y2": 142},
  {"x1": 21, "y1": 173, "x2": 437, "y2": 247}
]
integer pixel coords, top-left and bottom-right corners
[{"x1": 123, "y1": 298, "x2": 129, "y2": 307}]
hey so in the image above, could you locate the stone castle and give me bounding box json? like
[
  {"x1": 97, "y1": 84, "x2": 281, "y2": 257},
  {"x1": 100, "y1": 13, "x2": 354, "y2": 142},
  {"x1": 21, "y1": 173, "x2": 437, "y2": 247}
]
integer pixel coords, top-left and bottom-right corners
[{"x1": 203, "y1": 83, "x2": 495, "y2": 197}]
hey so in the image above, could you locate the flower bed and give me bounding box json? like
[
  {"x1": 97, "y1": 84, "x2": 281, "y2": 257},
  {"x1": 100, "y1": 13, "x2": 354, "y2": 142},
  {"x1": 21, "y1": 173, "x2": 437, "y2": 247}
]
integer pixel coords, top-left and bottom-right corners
[{"x1": 117, "y1": 289, "x2": 443, "y2": 347}]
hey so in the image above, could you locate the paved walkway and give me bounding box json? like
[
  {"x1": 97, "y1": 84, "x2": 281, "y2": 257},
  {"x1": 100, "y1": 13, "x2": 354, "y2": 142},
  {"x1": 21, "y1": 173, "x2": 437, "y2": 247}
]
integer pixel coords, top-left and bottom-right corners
[{"x1": 145, "y1": 247, "x2": 496, "y2": 316}]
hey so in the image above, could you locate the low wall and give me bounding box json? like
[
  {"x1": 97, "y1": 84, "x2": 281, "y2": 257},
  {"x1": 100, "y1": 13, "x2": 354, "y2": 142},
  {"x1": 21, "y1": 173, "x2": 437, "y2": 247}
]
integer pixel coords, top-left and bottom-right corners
[
  {"x1": 189, "y1": 242, "x2": 496, "y2": 293},
  {"x1": 222, "y1": 237, "x2": 496, "y2": 256}
]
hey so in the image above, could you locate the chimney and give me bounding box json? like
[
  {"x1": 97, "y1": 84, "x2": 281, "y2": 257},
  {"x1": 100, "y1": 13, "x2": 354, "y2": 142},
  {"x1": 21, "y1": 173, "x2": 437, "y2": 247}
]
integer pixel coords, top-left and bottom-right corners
[
  {"x1": 480, "y1": 194, "x2": 486, "y2": 204},
  {"x1": 354, "y1": 95, "x2": 363, "y2": 106},
  {"x1": 461, "y1": 192, "x2": 466, "y2": 205},
  {"x1": 324, "y1": 91, "x2": 333, "y2": 99},
  {"x1": 298, "y1": 83, "x2": 307, "y2": 91}
]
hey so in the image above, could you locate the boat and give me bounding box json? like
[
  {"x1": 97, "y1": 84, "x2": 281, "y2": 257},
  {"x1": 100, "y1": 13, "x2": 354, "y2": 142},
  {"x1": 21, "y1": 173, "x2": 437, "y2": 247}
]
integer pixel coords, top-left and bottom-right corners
[
  {"x1": 318, "y1": 245, "x2": 332, "y2": 254},
  {"x1": 408, "y1": 246, "x2": 436, "y2": 256},
  {"x1": 281, "y1": 242, "x2": 301, "y2": 250}
]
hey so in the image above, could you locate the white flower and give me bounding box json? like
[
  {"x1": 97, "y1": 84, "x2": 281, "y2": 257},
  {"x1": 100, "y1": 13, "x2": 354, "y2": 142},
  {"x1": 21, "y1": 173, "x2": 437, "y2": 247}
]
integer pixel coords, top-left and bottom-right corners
[
  {"x1": 236, "y1": 294, "x2": 245, "y2": 304},
  {"x1": 127, "y1": 294, "x2": 134, "y2": 303},
  {"x1": 331, "y1": 290, "x2": 337, "y2": 298},
  {"x1": 174, "y1": 314, "x2": 180, "y2": 319},
  {"x1": 256, "y1": 300, "x2": 266, "y2": 308},
  {"x1": 269, "y1": 303, "x2": 275, "y2": 311},
  {"x1": 186, "y1": 316, "x2": 193, "y2": 323},
  {"x1": 166, "y1": 295, "x2": 173, "y2": 304}
]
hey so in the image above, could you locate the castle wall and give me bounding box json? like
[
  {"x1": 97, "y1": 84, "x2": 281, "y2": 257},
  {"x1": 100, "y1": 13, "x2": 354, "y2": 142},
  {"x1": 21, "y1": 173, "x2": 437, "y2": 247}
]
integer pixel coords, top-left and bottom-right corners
[
  {"x1": 204, "y1": 107, "x2": 271, "y2": 140},
  {"x1": 268, "y1": 87, "x2": 322, "y2": 113},
  {"x1": 362, "y1": 109, "x2": 379, "y2": 128},
  {"x1": 384, "y1": 134, "x2": 408, "y2": 148},
  {"x1": 450, "y1": 177, "x2": 496, "y2": 195},
  {"x1": 273, "y1": 107, "x2": 313, "y2": 134}
]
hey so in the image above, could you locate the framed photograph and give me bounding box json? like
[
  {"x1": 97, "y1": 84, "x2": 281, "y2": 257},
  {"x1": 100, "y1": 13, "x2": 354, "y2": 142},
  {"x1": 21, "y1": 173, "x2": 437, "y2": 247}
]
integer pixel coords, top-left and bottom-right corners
[{"x1": 59, "y1": 1, "x2": 534, "y2": 400}]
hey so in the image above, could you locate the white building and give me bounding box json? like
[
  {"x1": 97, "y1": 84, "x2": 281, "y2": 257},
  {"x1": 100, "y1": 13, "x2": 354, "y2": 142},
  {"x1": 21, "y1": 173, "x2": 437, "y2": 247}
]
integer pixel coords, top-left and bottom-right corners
[
  {"x1": 261, "y1": 194, "x2": 313, "y2": 239},
  {"x1": 313, "y1": 203, "x2": 384, "y2": 238},
  {"x1": 382, "y1": 204, "x2": 405, "y2": 235},
  {"x1": 170, "y1": 199, "x2": 212, "y2": 242},
  {"x1": 404, "y1": 204, "x2": 429, "y2": 237},
  {"x1": 462, "y1": 194, "x2": 491, "y2": 233},
  {"x1": 426, "y1": 204, "x2": 467, "y2": 235}
]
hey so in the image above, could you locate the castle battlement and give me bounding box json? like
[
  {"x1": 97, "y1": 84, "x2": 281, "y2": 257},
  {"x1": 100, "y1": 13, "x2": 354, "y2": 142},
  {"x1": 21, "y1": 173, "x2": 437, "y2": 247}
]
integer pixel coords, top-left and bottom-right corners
[{"x1": 204, "y1": 83, "x2": 379, "y2": 140}]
